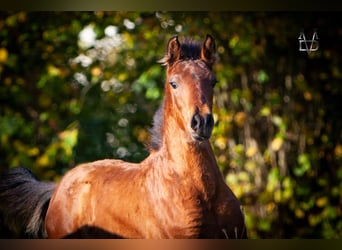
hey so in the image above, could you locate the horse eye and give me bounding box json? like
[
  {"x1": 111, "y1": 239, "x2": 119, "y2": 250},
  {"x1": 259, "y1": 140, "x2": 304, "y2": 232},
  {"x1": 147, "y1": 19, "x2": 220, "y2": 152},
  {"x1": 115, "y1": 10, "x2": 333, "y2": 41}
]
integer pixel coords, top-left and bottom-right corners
[{"x1": 169, "y1": 81, "x2": 178, "y2": 89}]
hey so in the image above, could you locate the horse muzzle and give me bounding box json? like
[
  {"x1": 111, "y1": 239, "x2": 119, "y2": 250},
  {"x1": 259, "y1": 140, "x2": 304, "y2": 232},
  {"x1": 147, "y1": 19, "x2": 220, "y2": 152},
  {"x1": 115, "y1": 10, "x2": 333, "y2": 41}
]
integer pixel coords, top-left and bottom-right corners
[{"x1": 190, "y1": 113, "x2": 214, "y2": 141}]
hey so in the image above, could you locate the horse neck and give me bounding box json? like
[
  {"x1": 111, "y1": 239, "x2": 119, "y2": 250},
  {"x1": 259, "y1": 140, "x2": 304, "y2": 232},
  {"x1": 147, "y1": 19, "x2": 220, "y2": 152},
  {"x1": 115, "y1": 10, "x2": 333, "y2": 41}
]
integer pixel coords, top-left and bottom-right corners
[{"x1": 147, "y1": 101, "x2": 220, "y2": 198}]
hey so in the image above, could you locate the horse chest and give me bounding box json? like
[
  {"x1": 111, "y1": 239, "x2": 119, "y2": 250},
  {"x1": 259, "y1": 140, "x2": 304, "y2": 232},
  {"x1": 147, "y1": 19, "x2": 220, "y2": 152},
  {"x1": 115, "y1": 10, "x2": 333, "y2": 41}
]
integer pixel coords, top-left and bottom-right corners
[
  {"x1": 160, "y1": 198, "x2": 230, "y2": 239},
  {"x1": 149, "y1": 184, "x2": 216, "y2": 238},
  {"x1": 152, "y1": 199, "x2": 203, "y2": 238}
]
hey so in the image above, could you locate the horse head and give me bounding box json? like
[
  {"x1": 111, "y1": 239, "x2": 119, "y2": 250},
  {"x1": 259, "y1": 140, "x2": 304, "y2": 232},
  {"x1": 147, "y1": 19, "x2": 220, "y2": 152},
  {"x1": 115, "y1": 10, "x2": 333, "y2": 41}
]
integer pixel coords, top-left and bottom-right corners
[{"x1": 160, "y1": 35, "x2": 217, "y2": 142}]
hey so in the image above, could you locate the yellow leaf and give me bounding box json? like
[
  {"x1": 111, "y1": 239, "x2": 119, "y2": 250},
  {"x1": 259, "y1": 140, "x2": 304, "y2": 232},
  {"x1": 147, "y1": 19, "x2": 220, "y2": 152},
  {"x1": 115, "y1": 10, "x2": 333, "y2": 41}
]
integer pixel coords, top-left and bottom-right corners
[
  {"x1": 260, "y1": 106, "x2": 271, "y2": 116},
  {"x1": 271, "y1": 137, "x2": 283, "y2": 151},
  {"x1": 225, "y1": 173, "x2": 237, "y2": 185},
  {"x1": 0, "y1": 48, "x2": 8, "y2": 63},
  {"x1": 59, "y1": 128, "x2": 78, "y2": 148},
  {"x1": 266, "y1": 202, "x2": 276, "y2": 213},
  {"x1": 36, "y1": 154, "x2": 50, "y2": 167},
  {"x1": 274, "y1": 189, "x2": 282, "y2": 202},
  {"x1": 134, "y1": 127, "x2": 149, "y2": 143},
  {"x1": 244, "y1": 160, "x2": 256, "y2": 172},
  {"x1": 316, "y1": 197, "x2": 328, "y2": 207},
  {"x1": 214, "y1": 136, "x2": 227, "y2": 150},
  {"x1": 47, "y1": 64, "x2": 61, "y2": 76},
  {"x1": 229, "y1": 34, "x2": 239, "y2": 48},
  {"x1": 91, "y1": 66, "x2": 102, "y2": 76},
  {"x1": 27, "y1": 147, "x2": 39, "y2": 156},
  {"x1": 238, "y1": 171, "x2": 250, "y2": 182},
  {"x1": 246, "y1": 146, "x2": 258, "y2": 158},
  {"x1": 303, "y1": 91, "x2": 312, "y2": 101},
  {"x1": 334, "y1": 144, "x2": 342, "y2": 159},
  {"x1": 234, "y1": 111, "x2": 246, "y2": 127},
  {"x1": 295, "y1": 208, "x2": 305, "y2": 219},
  {"x1": 308, "y1": 214, "x2": 320, "y2": 226}
]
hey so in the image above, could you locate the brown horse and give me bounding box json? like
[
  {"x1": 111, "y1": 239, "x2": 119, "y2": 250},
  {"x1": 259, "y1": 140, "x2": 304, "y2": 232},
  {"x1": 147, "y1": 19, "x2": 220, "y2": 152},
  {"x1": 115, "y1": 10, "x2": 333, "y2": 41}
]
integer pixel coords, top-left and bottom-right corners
[{"x1": 0, "y1": 35, "x2": 247, "y2": 239}]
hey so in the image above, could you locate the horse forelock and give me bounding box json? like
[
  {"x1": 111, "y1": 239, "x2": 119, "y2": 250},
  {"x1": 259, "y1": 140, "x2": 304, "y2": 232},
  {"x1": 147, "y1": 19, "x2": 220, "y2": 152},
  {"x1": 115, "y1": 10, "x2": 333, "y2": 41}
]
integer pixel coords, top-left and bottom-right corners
[
  {"x1": 179, "y1": 39, "x2": 202, "y2": 61},
  {"x1": 158, "y1": 38, "x2": 202, "y2": 66}
]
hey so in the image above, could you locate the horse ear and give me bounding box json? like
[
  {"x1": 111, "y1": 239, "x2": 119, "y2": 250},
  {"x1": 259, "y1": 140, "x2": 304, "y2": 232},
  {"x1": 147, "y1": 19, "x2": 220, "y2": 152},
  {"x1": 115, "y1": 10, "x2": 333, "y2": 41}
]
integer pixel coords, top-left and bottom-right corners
[
  {"x1": 158, "y1": 36, "x2": 181, "y2": 66},
  {"x1": 201, "y1": 34, "x2": 216, "y2": 67}
]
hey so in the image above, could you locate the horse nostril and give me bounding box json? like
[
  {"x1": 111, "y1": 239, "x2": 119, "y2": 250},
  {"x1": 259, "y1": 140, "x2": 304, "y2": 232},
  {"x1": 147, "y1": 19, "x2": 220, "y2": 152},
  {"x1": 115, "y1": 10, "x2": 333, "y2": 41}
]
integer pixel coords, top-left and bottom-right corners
[
  {"x1": 205, "y1": 113, "x2": 214, "y2": 128},
  {"x1": 191, "y1": 113, "x2": 214, "y2": 131},
  {"x1": 190, "y1": 113, "x2": 214, "y2": 141},
  {"x1": 205, "y1": 114, "x2": 214, "y2": 126},
  {"x1": 191, "y1": 113, "x2": 203, "y2": 132}
]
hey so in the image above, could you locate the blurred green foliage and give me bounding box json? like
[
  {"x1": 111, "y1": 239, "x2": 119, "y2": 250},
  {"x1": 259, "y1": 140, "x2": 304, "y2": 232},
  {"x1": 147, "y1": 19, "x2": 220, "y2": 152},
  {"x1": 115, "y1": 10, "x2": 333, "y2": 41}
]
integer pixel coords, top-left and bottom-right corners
[{"x1": 0, "y1": 12, "x2": 341, "y2": 238}]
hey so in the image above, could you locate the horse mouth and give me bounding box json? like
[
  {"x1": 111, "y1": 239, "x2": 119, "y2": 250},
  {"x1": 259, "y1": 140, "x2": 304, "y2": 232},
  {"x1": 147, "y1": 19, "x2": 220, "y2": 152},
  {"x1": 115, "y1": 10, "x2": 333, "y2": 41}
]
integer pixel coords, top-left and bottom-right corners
[{"x1": 191, "y1": 132, "x2": 211, "y2": 142}]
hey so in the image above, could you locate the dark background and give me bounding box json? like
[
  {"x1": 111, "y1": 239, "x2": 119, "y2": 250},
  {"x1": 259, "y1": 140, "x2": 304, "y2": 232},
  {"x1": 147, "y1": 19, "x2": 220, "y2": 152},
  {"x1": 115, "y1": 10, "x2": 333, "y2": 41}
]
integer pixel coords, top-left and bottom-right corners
[{"x1": 0, "y1": 12, "x2": 341, "y2": 238}]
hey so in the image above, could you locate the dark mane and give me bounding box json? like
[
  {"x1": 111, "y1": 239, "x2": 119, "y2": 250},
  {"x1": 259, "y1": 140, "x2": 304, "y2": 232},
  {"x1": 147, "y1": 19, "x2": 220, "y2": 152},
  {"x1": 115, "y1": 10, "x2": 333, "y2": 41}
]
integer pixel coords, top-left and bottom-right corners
[
  {"x1": 158, "y1": 38, "x2": 202, "y2": 65},
  {"x1": 147, "y1": 101, "x2": 164, "y2": 151}
]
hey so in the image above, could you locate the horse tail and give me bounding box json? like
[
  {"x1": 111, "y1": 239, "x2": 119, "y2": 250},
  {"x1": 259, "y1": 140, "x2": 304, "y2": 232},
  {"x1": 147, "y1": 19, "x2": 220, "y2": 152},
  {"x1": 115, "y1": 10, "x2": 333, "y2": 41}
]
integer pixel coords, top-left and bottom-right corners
[{"x1": 0, "y1": 167, "x2": 56, "y2": 238}]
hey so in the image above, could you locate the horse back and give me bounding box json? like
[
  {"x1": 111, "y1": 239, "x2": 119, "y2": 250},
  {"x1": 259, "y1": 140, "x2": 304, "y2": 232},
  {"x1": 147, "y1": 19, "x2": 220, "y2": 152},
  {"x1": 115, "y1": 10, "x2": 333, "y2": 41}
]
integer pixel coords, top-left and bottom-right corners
[{"x1": 45, "y1": 159, "x2": 145, "y2": 238}]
